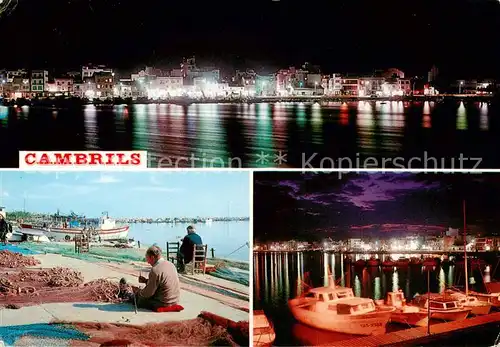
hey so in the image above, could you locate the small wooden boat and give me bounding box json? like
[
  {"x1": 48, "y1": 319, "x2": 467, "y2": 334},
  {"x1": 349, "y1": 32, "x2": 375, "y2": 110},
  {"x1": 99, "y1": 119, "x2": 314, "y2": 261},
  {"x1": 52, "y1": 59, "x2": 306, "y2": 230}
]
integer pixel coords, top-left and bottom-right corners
[
  {"x1": 375, "y1": 290, "x2": 428, "y2": 327},
  {"x1": 288, "y1": 275, "x2": 394, "y2": 335},
  {"x1": 382, "y1": 256, "x2": 395, "y2": 267},
  {"x1": 444, "y1": 289, "x2": 492, "y2": 315},
  {"x1": 395, "y1": 257, "x2": 410, "y2": 268},
  {"x1": 412, "y1": 294, "x2": 471, "y2": 322},
  {"x1": 470, "y1": 291, "x2": 500, "y2": 308},
  {"x1": 253, "y1": 310, "x2": 275, "y2": 347},
  {"x1": 367, "y1": 257, "x2": 380, "y2": 267}
]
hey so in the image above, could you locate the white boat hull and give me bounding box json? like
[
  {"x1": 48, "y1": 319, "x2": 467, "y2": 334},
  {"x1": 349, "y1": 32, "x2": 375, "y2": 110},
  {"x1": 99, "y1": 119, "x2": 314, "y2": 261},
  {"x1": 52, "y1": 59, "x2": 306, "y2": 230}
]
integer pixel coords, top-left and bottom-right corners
[
  {"x1": 391, "y1": 311, "x2": 429, "y2": 327},
  {"x1": 464, "y1": 303, "x2": 492, "y2": 316},
  {"x1": 47, "y1": 226, "x2": 130, "y2": 241},
  {"x1": 471, "y1": 292, "x2": 500, "y2": 307},
  {"x1": 289, "y1": 299, "x2": 393, "y2": 335},
  {"x1": 21, "y1": 224, "x2": 129, "y2": 242},
  {"x1": 429, "y1": 309, "x2": 470, "y2": 321}
]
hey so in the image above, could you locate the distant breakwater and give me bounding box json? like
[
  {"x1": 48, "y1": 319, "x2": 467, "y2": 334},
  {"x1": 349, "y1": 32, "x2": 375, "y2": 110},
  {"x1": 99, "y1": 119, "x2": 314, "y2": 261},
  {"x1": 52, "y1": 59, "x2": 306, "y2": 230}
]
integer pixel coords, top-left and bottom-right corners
[{"x1": 2, "y1": 94, "x2": 497, "y2": 108}]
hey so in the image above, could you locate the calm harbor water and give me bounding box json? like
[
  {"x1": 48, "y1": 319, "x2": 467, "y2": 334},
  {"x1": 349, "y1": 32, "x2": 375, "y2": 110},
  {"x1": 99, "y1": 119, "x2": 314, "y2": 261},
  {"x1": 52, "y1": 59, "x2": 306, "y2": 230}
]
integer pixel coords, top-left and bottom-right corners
[
  {"x1": 1, "y1": 101, "x2": 499, "y2": 168},
  {"x1": 128, "y1": 221, "x2": 250, "y2": 262},
  {"x1": 253, "y1": 251, "x2": 500, "y2": 346}
]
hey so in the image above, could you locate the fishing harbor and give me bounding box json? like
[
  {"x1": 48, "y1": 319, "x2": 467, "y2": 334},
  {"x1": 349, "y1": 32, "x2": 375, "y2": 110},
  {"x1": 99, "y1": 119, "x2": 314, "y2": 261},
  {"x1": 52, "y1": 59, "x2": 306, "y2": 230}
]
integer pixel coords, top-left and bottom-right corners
[
  {"x1": 253, "y1": 173, "x2": 500, "y2": 346},
  {"x1": 0, "y1": 171, "x2": 251, "y2": 346}
]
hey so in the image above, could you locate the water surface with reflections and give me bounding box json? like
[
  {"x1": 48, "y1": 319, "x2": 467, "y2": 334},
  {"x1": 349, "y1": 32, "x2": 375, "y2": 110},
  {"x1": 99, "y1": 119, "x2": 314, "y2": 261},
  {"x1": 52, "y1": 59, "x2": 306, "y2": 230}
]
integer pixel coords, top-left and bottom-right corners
[
  {"x1": 129, "y1": 221, "x2": 250, "y2": 262},
  {"x1": 0, "y1": 101, "x2": 498, "y2": 168},
  {"x1": 253, "y1": 251, "x2": 500, "y2": 346}
]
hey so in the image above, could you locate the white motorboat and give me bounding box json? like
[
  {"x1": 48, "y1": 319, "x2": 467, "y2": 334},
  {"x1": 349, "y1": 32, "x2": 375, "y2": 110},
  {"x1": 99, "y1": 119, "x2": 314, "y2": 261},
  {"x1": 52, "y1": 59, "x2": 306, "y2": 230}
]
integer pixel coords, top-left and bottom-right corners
[
  {"x1": 7, "y1": 228, "x2": 50, "y2": 243},
  {"x1": 412, "y1": 294, "x2": 471, "y2": 322},
  {"x1": 253, "y1": 310, "x2": 276, "y2": 347},
  {"x1": 470, "y1": 291, "x2": 500, "y2": 308},
  {"x1": 375, "y1": 290, "x2": 429, "y2": 327},
  {"x1": 444, "y1": 289, "x2": 492, "y2": 315},
  {"x1": 288, "y1": 275, "x2": 394, "y2": 335}
]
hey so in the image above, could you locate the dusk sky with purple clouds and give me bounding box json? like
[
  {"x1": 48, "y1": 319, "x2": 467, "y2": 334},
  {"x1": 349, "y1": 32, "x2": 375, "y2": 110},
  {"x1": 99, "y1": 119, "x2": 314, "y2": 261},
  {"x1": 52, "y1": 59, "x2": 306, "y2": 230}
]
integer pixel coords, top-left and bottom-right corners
[{"x1": 254, "y1": 173, "x2": 500, "y2": 241}]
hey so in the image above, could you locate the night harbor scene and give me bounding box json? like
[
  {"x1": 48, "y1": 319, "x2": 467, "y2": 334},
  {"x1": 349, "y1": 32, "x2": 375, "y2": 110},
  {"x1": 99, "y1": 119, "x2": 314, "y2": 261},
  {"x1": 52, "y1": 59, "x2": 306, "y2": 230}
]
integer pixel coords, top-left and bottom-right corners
[
  {"x1": 3, "y1": 0, "x2": 500, "y2": 168},
  {"x1": 253, "y1": 172, "x2": 500, "y2": 346}
]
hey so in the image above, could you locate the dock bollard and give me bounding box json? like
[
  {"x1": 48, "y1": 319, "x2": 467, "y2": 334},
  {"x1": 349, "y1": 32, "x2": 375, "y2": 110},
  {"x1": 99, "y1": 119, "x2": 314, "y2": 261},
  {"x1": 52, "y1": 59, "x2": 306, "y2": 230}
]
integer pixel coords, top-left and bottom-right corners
[{"x1": 211, "y1": 248, "x2": 215, "y2": 258}]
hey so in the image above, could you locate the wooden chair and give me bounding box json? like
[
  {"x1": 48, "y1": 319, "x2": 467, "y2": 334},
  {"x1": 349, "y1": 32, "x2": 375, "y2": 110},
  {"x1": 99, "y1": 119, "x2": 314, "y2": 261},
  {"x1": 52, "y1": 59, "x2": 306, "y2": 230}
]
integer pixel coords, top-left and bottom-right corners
[
  {"x1": 166, "y1": 242, "x2": 180, "y2": 266},
  {"x1": 74, "y1": 235, "x2": 89, "y2": 254},
  {"x1": 186, "y1": 244, "x2": 208, "y2": 275}
]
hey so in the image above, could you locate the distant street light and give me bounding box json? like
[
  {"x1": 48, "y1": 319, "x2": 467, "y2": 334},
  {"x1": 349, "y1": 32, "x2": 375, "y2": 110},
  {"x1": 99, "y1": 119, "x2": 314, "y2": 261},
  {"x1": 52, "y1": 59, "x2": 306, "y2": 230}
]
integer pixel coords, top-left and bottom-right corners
[{"x1": 459, "y1": 81, "x2": 464, "y2": 94}]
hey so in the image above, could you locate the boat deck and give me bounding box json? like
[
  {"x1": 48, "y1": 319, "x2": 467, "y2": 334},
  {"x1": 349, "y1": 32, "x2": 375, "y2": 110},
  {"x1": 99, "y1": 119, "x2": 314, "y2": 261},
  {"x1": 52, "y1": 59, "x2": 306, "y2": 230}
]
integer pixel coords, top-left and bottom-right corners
[{"x1": 327, "y1": 312, "x2": 500, "y2": 347}]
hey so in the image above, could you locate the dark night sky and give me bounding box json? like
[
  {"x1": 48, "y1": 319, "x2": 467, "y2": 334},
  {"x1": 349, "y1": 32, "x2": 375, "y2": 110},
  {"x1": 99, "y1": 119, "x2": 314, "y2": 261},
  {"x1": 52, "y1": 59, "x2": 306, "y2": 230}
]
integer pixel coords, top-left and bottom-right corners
[
  {"x1": 254, "y1": 172, "x2": 500, "y2": 242},
  {"x1": 1, "y1": 0, "x2": 500, "y2": 77}
]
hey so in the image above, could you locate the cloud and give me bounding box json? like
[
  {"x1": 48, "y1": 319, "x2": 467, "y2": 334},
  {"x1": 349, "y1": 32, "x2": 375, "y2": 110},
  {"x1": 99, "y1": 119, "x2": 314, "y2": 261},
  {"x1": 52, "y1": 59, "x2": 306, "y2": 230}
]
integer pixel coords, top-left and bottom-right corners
[
  {"x1": 336, "y1": 173, "x2": 440, "y2": 210},
  {"x1": 270, "y1": 173, "x2": 440, "y2": 210},
  {"x1": 92, "y1": 174, "x2": 121, "y2": 184},
  {"x1": 133, "y1": 186, "x2": 182, "y2": 193}
]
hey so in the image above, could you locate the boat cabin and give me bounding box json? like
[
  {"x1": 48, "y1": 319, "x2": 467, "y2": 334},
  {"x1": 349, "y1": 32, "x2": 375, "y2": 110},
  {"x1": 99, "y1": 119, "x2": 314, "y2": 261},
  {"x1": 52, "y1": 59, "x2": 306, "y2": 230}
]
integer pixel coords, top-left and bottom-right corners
[
  {"x1": 100, "y1": 216, "x2": 117, "y2": 230},
  {"x1": 447, "y1": 293, "x2": 480, "y2": 306},
  {"x1": 386, "y1": 290, "x2": 406, "y2": 307},
  {"x1": 304, "y1": 286, "x2": 355, "y2": 303},
  {"x1": 337, "y1": 299, "x2": 376, "y2": 315},
  {"x1": 413, "y1": 295, "x2": 460, "y2": 310}
]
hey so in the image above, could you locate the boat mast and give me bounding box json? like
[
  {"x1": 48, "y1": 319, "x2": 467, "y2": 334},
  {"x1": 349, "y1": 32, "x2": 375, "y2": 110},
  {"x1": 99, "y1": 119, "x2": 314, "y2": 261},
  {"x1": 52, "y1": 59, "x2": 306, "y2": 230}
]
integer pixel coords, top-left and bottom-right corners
[
  {"x1": 463, "y1": 199, "x2": 469, "y2": 296},
  {"x1": 0, "y1": 172, "x2": 3, "y2": 207}
]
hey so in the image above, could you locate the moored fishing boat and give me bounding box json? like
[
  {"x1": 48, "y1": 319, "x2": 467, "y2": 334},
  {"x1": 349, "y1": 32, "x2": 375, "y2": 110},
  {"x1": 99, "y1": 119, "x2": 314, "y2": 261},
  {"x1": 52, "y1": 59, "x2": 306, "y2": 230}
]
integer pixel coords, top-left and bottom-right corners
[
  {"x1": 447, "y1": 200, "x2": 492, "y2": 316},
  {"x1": 395, "y1": 257, "x2": 410, "y2": 268},
  {"x1": 382, "y1": 256, "x2": 395, "y2": 268},
  {"x1": 367, "y1": 257, "x2": 380, "y2": 267},
  {"x1": 7, "y1": 228, "x2": 50, "y2": 243},
  {"x1": 253, "y1": 310, "x2": 275, "y2": 347},
  {"x1": 444, "y1": 289, "x2": 492, "y2": 315},
  {"x1": 21, "y1": 213, "x2": 129, "y2": 242},
  {"x1": 412, "y1": 293, "x2": 471, "y2": 321},
  {"x1": 375, "y1": 290, "x2": 428, "y2": 327},
  {"x1": 288, "y1": 275, "x2": 394, "y2": 335}
]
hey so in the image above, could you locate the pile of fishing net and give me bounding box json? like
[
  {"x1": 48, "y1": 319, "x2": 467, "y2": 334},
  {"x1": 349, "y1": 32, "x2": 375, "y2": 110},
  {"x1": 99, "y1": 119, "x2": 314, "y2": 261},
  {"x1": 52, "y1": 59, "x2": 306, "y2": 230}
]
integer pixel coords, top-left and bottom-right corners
[
  {"x1": 0, "y1": 250, "x2": 40, "y2": 268},
  {"x1": 0, "y1": 267, "x2": 122, "y2": 308},
  {"x1": 62, "y1": 313, "x2": 249, "y2": 346}
]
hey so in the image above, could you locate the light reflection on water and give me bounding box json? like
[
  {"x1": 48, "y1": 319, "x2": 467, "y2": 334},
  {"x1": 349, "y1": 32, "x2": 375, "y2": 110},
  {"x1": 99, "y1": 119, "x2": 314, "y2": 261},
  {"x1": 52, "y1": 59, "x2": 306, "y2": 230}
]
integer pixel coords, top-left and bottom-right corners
[
  {"x1": 254, "y1": 251, "x2": 494, "y2": 345},
  {"x1": 0, "y1": 101, "x2": 496, "y2": 168}
]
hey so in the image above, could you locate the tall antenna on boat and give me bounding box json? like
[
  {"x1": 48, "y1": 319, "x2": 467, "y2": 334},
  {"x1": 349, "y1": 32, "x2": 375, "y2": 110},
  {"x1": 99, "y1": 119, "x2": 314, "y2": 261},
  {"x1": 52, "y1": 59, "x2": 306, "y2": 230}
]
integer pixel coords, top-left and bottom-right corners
[
  {"x1": 0, "y1": 171, "x2": 3, "y2": 207},
  {"x1": 463, "y1": 200, "x2": 469, "y2": 296},
  {"x1": 427, "y1": 269, "x2": 431, "y2": 335}
]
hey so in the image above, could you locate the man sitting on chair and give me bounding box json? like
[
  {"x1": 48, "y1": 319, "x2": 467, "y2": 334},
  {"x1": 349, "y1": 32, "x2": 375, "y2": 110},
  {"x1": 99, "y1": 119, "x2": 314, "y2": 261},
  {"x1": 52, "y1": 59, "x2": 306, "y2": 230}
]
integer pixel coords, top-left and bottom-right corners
[
  {"x1": 121, "y1": 245, "x2": 180, "y2": 311},
  {"x1": 178, "y1": 225, "x2": 203, "y2": 273}
]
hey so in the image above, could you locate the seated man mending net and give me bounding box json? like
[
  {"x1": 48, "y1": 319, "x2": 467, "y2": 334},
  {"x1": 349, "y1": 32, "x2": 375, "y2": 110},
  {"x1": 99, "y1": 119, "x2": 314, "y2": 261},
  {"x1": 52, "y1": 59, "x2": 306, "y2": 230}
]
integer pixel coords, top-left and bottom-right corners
[{"x1": 120, "y1": 245, "x2": 183, "y2": 312}]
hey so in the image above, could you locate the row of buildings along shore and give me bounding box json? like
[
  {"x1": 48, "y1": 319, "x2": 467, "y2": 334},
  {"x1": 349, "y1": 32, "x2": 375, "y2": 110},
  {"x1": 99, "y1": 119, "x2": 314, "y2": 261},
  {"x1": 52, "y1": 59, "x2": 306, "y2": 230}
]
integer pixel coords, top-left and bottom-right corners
[
  {"x1": 255, "y1": 228, "x2": 500, "y2": 253},
  {"x1": 1, "y1": 59, "x2": 499, "y2": 101}
]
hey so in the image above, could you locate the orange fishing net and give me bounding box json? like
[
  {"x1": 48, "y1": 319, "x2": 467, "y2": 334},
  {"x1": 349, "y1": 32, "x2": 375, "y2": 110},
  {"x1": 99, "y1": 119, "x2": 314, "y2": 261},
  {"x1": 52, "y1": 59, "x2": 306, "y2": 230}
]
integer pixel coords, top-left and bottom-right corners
[
  {"x1": 63, "y1": 318, "x2": 244, "y2": 346},
  {"x1": 0, "y1": 267, "x2": 122, "y2": 307},
  {"x1": 0, "y1": 250, "x2": 40, "y2": 268}
]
